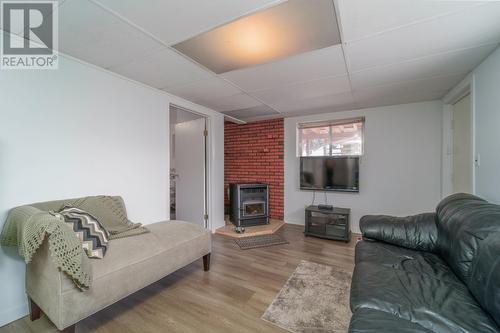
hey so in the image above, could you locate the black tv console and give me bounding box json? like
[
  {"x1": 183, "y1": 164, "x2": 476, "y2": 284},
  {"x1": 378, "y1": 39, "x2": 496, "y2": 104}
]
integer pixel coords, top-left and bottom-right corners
[{"x1": 304, "y1": 206, "x2": 351, "y2": 242}]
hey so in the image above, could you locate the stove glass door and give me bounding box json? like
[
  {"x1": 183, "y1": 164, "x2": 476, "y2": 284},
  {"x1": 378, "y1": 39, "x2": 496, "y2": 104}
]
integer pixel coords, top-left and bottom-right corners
[{"x1": 242, "y1": 201, "x2": 266, "y2": 217}]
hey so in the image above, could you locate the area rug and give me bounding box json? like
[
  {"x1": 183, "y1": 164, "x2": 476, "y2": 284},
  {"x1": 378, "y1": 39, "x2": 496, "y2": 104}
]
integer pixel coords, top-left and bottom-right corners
[
  {"x1": 262, "y1": 260, "x2": 352, "y2": 333},
  {"x1": 234, "y1": 234, "x2": 289, "y2": 250}
]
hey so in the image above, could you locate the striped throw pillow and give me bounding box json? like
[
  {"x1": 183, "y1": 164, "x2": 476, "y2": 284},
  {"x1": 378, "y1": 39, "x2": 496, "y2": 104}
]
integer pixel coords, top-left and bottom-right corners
[{"x1": 57, "y1": 206, "x2": 110, "y2": 259}]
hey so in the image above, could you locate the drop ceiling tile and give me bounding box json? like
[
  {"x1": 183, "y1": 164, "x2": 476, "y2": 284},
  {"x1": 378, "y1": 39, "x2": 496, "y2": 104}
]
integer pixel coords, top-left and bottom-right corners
[
  {"x1": 251, "y1": 75, "x2": 351, "y2": 105},
  {"x1": 173, "y1": 0, "x2": 340, "y2": 73},
  {"x1": 221, "y1": 45, "x2": 347, "y2": 91},
  {"x1": 350, "y1": 44, "x2": 498, "y2": 90},
  {"x1": 58, "y1": 0, "x2": 164, "y2": 69},
  {"x1": 197, "y1": 93, "x2": 261, "y2": 112},
  {"x1": 345, "y1": 3, "x2": 500, "y2": 71},
  {"x1": 281, "y1": 103, "x2": 358, "y2": 118},
  {"x1": 164, "y1": 77, "x2": 241, "y2": 104},
  {"x1": 353, "y1": 72, "x2": 468, "y2": 109},
  {"x1": 223, "y1": 104, "x2": 279, "y2": 119},
  {"x1": 108, "y1": 48, "x2": 213, "y2": 89},
  {"x1": 354, "y1": 89, "x2": 449, "y2": 110},
  {"x1": 337, "y1": 0, "x2": 485, "y2": 42},
  {"x1": 271, "y1": 91, "x2": 355, "y2": 114},
  {"x1": 93, "y1": 0, "x2": 285, "y2": 45}
]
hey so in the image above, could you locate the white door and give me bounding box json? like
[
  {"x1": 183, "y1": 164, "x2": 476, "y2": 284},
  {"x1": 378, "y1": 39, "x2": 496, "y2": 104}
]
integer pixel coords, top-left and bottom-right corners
[
  {"x1": 452, "y1": 94, "x2": 473, "y2": 194},
  {"x1": 174, "y1": 117, "x2": 206, "y2": 226}
]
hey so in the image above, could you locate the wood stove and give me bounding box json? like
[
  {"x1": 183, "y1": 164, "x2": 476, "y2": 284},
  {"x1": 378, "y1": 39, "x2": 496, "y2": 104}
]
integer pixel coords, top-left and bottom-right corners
[{"x1": 229, "y1": 183, "x2": 269, "y2": 232}]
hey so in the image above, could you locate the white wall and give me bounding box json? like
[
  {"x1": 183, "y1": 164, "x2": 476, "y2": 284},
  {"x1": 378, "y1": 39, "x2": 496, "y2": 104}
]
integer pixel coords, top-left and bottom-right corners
[
  {"x1": 441, "y1": 104, "x2": 454, "y2": 198},
  {"x1": 470, "y1": 46, "x2": 500, "y2": 203},
  {"x1": 284, "y1": 101, "x2": 443, "y2": 233},
  {"x1": 0, "y1": 52, "x2": 225, "y2": 326}
]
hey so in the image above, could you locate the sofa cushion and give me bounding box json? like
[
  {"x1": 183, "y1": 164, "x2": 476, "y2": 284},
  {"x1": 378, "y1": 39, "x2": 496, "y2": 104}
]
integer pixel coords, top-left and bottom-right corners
[
  {"x1": 61, "y1": 230, "x2": 164, "y2": 292},
  {"x1": 467, "y1": 232, "x2": 500, "y2": 328},
  {"x1": 435, "y1": 193, "x2": 500, "y2": 329},
  {"x1": 360, "y1": 213, "x2": 438, "y2": 252},
  {"x1": 355, "y1": 241, "x2": 461, "y2": 284},
  {"x1": 61, "y1": 220, "x2": 211, "y2": 292},
  {"x1": 146, "y1": 220, "x2": 211, "y2": 250},
  {"x1": 435, "y1": 193, "x2": 500, "y2": 284},
  {"x1": 57, "y1": 220, "x2": 211, "y2": 328},
  {"x1": 350, "y1": 261, "x2": 499, "y2": 333},
  {"x1": 89, "y1": 220, "x2": 210, "y2": 281},
  {"x1": 349, "y1": 308, "x2": 434, "y2": 333}
]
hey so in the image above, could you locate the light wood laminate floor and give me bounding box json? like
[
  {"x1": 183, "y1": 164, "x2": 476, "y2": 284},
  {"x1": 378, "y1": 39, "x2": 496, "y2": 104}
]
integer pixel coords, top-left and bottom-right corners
[{"x1": 0, "y1": 224, "x2": 357, "y2": 333}]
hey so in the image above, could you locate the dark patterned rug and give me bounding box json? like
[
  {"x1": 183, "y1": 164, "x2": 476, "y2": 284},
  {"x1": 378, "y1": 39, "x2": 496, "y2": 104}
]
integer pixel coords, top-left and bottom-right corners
[
  {"x1": 262, "y1": 260, "x2": 352, "y2": 333},
  {"x1": 234, "y1": 234, "x2": 289, "y2": 250}
]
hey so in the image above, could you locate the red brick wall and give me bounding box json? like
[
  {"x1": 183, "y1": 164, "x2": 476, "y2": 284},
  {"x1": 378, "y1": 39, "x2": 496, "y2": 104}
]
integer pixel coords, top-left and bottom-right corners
[{"x1": 224, "y1": 118, "x2": 284, "y2": 219}]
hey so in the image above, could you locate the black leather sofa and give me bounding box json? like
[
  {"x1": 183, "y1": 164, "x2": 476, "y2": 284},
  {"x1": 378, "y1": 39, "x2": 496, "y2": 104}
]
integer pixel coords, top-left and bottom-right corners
[{"x1": 349, "y1": 193, "x2": 500, "y2": 333}]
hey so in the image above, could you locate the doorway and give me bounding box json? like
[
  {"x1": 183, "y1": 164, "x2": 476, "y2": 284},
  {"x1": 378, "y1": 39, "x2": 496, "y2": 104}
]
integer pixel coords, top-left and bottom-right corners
[
  {"x1": 452, "y1": 94, "x2": 473, "y2": 194},
  {"x1": 170, "y1": 105, "x2": 208, "y2": 228}
]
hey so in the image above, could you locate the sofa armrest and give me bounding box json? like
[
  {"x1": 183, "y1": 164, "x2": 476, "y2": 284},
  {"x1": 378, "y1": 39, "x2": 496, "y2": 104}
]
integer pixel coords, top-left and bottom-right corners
[
  {"x1": 359, "y1": 213, "x2": 438, "y2": 252},
  {"x1": 26, "y1": 240, "x2": 65, "y2": 330}
]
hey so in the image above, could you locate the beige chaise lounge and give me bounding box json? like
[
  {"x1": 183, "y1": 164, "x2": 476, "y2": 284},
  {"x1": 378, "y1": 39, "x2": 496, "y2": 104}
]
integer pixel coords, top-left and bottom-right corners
[{"x1": 20, "y1": 197, "x2": 211, "y2": 333}]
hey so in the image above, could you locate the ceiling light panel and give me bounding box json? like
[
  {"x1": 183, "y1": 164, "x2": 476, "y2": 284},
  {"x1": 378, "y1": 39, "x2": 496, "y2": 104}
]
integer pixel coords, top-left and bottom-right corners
[
  {"x1": 93, "y1": 0, "x2": 284, "y2": 45},
  {"x1": 173, "y1": 0, "x2": 341, "y2": 74}
]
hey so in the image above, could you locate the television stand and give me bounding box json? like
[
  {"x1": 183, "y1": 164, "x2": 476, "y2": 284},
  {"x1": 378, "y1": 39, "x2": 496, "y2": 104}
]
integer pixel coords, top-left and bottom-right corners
[{"x1": 304, "y1": 206, "x2": 351, "y2": 242}]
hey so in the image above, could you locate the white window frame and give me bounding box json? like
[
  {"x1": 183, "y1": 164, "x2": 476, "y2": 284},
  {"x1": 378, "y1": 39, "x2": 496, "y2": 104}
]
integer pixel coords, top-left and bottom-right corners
[{"x1": 297, "y1": 117, "x2": 365, "y2": 157}]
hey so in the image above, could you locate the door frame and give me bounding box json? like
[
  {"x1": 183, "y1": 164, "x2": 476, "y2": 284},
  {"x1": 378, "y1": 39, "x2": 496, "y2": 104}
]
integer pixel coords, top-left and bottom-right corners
[
  {"x1": 169, "y1": 103, "x2": 210, "y2": 229},
  {"x1": 442, "y1": 74, "x2": 475, "y2": 197}
]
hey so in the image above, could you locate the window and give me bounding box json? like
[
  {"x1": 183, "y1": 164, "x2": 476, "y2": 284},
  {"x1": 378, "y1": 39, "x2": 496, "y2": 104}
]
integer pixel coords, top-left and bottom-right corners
[{"x1": 297, "y1": 117, "x2": 364, "y2": 157}]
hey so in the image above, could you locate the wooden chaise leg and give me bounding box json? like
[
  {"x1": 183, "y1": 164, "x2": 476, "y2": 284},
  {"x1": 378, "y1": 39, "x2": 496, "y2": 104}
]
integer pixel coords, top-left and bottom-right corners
[
  {"x1": 29, "y1": 298, "x2": 42, "y2": 321},
  {"x1": 203, "y1": 253, "x2": 211, "y2": 271},
  {"x1": 60, "y1": 324, "x2": 75, "y2": 333}
]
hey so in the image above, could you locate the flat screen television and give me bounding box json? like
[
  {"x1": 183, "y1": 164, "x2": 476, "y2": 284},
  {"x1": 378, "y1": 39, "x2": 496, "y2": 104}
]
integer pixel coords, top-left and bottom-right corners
[{"x1": 300, "y1": 156, "x2": 359, "y2": 192}]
